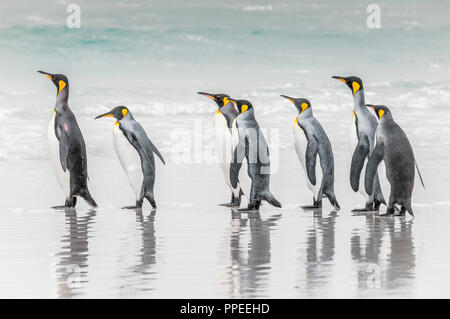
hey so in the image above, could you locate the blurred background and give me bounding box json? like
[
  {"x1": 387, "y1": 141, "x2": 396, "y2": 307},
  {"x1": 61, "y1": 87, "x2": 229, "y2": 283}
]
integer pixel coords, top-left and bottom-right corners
[{"x1": 0, "y1": 0, "x2": 449, "y2": 163}]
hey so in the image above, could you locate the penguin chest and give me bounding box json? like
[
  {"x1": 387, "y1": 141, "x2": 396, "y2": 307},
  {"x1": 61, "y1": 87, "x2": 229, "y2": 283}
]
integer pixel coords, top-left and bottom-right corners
[
  {"x1": 214, "y1": 112, "x2": 235, "y2": 189},
  {"x1": 293, "y1": 121, "x2": 321, "y2": 197},
  {"x1": 48, "y1": 113, "x2": 71, "y2": 198},
  {"x1": 113, "y1": 125, "x2": 143, "y2": 198}
]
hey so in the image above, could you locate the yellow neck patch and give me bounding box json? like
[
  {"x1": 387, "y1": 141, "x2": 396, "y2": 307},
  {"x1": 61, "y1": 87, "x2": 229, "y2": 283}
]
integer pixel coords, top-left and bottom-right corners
[
  {"x1": 58, "y1": 80, "x2": 66, "y2": 95},
  {"x1": 122, "y1": 108, "x2": 128, "y2": 118},
  {"x1": 294, "y1": 117, "x2": 298, "y2": 124},
  {"x1": 301, "y1": 102, "x2": 308, "y2": 112},
  {"x1": 115, "y1": 121, "x2": 120, "y2": 126},
  {"x1": 223, "y1": 97, "x2": 229, "y2": 105},
  {"x1": 241, "y1": 104, "x2": 249, "y2": 113},
  {"x1": 352, "y1": 82, "x2": 360, "y2": 95},
  {"x1": 216, "y1": 109, "x2": 221, "y2": 114},
  {"x1": 378, "y1": 109, "x2": 385, "y2": 119}
]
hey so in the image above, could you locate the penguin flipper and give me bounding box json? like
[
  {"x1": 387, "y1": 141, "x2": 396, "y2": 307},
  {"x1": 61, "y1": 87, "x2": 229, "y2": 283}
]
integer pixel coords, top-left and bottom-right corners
[
  {"x1": 415, "y1": 160, "x2": 425, "y2": 189},
  {"x1": 350, "y1": 137, "x2": 370, "y2": 192},
  {"x1": 124, "y1": 130, "x2": 154, "y2": 167},
  {"x1": 149, "y1": 140, "x2": 165, "y2": 165},
  {"x1": 305, "y1": 137, "x2": 318, "y2": 186},
  {"x1": 57, "y1": 126, "x2": 69, "y2": 172},
  {"x1": 364, "y1": 142, "x2": 384, "y2": 196},
  {"x1": 230, "y1": 135, "x2": 246, "y2": 189}
]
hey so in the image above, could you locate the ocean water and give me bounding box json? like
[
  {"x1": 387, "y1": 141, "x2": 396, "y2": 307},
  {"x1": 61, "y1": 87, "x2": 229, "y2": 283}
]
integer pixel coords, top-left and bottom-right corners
[
  {"x1": 1, "y1": 0, "x2": 450, "y2": 161},
  {"x1": 0, "y1": 0, "x2": 450, "y2": 298}
]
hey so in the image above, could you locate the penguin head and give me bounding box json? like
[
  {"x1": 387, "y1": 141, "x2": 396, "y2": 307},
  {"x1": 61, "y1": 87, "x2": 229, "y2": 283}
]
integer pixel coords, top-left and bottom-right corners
[
  {"x1": 229, "y1": 99, "x2": 253, "y2": 114},
  {"x1": 366, "y1": 104, "x2": 391, "y2": 121},
  {"x1": 95, "y1": 106, "x2": 130, "y2": 123},
  {"x1": 280, "y1": 95, "x2": 311, "y2": 114},
  {"x1": 38, "y1": 70, "x2": 69, "y2": 96},
  {"x1": 332, "y1": 75, "x2": 363, "y2": 96},
  {"x1": 197, "y1": 92, "x2": 231, "y2": 108}
]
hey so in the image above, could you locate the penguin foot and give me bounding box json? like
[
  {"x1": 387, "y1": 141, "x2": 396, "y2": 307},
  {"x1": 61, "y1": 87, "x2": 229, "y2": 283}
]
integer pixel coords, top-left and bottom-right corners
[
  {"x1": 234, "y1": 200, "x2": 260, "y2": 212},
  {"x1": 219, "y1": 202, "x2": 240, "y2": 208},
  {"x1": 301, "y1": 201, "x2": 322, "y2": 210},
  {"x1": 122, "y1": 205, "x2": 141, "y2": 210},
  {"x1": 234, "y1": 207, "x2": 259, "y2": 212},
  {"x1": 373, "y1": 200, "x2": 385, "y2": 211},
  {"x1": 381, "y1": 206, "x2": 396, "y2": 217},
  {"x1": 351, "y1": 202, "x2": 375, "y2": 212},
  {"x1": 51, "y1": 205, "x2": 74, "y2": 210},
  {"x1": 301, "y1": 205, "x2": 322, "y2": 211}
]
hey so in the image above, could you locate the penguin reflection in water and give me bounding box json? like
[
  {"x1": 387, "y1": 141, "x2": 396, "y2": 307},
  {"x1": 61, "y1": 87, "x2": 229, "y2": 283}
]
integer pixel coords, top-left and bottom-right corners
[
  {"x1": 197, "y1": 92, "x2": 243, "y2": 207},
  {"x1": 280, "y1": 96, "x2": 340, "y2": 211},
  {"x1": 229, "y1": 99, "x2": 281, "y2": 211},
  {"x1": 38, "y1": 71, "x2": 97, "y2": 209},
  {"x1": 95, "y1": 106, "x2": 165, "y2": 209},
  {"x1": 365, "y1": 105, "x2": 424, "y2": 216}
]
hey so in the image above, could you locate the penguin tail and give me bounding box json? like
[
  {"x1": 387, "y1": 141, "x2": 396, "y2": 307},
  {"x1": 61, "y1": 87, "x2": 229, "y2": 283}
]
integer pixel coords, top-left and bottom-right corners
[
  {"x1": 406, "y1": 200, "x2": 414, "y2": 217},
  {"x1": 80, "y1": 189, "x2": 98, "y2": 208},
  {"x1": 260, "y1": 192, "x2": 282, "y2": 208}
]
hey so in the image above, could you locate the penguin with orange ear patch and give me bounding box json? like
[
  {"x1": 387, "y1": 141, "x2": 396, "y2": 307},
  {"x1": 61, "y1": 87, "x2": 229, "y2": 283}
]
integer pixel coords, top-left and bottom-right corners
[
  {"x1": 95, "y1": 106, "x2": 165, "y2": 209},
  {"x1": 229, "y1": 98, "x2": 281, "y2": 211},
  {"x1": 365, "y1": 104, "x2": 424, "y2": 216},
  {"x1": 38, "y1": 70, "x2": 97, "y2": 209},
  {"x1": 332, "y1": 75, "x2": 385, "y2": 212},
  {"x1": 281, "y1": 95, "x2": 340, "y2": 211}
]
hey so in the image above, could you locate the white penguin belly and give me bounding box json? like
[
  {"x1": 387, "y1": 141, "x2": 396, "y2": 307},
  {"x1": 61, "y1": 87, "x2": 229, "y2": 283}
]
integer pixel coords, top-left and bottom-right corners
[
  {"x1": 293, "y1": 122, "x2": 321, "y2": 199},
  {"x1": 48, "y1": 113, "x2": 71, "y2": 199},
  {"x1": 215, "y1": 112, "x2": 240, "y2": 197},
  {"x1": 113, "y1": 124, "x2": 143, "y2": 200}
]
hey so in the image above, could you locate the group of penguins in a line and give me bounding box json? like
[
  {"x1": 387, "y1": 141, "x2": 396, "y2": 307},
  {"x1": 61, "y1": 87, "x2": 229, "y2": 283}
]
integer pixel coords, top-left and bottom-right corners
[{"x1": 38, "y1": 70, "x2": 424, "y2": 216}]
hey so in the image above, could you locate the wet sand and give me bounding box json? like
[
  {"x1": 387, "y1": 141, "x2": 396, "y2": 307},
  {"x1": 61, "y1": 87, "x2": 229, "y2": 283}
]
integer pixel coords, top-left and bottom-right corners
[{"x1": 0, "y1": 146, "x2": 449, "y2": 298}]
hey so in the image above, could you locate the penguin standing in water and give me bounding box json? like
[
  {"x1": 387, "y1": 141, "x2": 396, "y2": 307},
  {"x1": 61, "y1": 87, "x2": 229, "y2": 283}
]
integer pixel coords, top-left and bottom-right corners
[
  {"x1": 197, "y1": 92, "x2": 243, "y2": 207},
  {"x1": 332, "y1": 76, "x2": 385, "y2": 211},
  {"x1": 95, "y1": 106, "x2": 165, "y2": 209},
  {"x1": 280, "y1": 95, "x2": 340, "y2": 211},
  {"x1": 38, "y1": 71, "x2": 97, "y2": 208},
  {"x1": 229, "y1": 99, "x2": 281, "y2": 211},
  {"x1": 365, "y1": 105, "x2": 424, "y2": 216}
]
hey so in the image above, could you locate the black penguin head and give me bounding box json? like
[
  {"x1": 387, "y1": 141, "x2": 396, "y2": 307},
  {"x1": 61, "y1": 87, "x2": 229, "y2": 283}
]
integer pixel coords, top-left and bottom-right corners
[
  {"x1": 38, "y1": 70, "x2": 69, "y2": 96},
  {"x1": 229, "y1": 99, "x2": 253, "y2": 114},
  {"x1": 280, "y1": 95, "x2": 311, "y2": 114},
  {"x1": 332, "y1": 75, "x2": 363, "y2": 96},
  {"x1": 95, "y1": 106, "x2": 130, "y2": 121},
  {"x1": 197, "y1": 92, "x2": 231, "y2": 108},
  {"x1": 366, "y1": 104, "x2": 391, "y2": 120}
]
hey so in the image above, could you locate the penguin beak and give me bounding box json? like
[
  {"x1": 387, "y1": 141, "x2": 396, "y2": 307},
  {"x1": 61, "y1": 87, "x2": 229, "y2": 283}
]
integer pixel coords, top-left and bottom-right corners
[
  {"x1": 229, "y1": 98, "x2": 238, "y2": 107},
  {"x1": 280, "y1": 95, "x2": 295, "y2": 104},
  {"x1": 38, "y1": 70, "x2": 54, "y2": 80},
  {"x1": 332, "y1": 76, "x2": 348, "y2": 84},
  {"x1": 95, "y1": 112, "x2": 115, "y2": 119},
  {"x1": 197, "y1": 92, "x2": 216, "y2": 101}
]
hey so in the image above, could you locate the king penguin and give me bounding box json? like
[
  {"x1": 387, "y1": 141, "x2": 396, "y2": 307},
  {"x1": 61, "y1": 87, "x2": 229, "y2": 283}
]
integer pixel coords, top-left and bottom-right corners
[
  {"x1": 38, "y1": 70, "x2": 97, "y2": 208},
  {"x1": 365, "y1": 105, "x2": 425, "y2": 216},
  {"x1": 229, "y1": 98, "x2": 281, "y2": 211},
  {"x1": 280, "y1": 95, "x2": 340, "y2": 211},
  {"x1": 332, "y1": 76, "x2": 385, "y2": 211},
  {"x1": 197, "y1": 92, "x2": 244, "y2": 207},
  {"x1": 95, "y1": 106, "x2": 165, "y2": 209}
]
